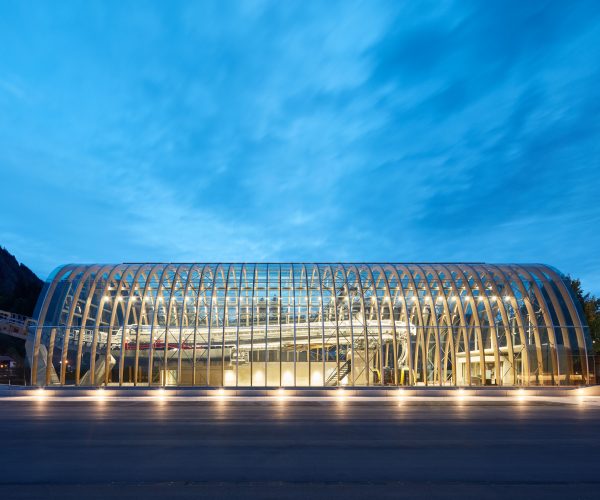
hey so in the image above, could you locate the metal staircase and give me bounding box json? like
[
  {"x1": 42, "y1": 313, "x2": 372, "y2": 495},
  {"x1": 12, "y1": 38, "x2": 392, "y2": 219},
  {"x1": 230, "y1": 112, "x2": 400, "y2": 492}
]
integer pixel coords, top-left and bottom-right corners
[{"x1": 325, "y1": 359, "x2": 352, "y2": 386}]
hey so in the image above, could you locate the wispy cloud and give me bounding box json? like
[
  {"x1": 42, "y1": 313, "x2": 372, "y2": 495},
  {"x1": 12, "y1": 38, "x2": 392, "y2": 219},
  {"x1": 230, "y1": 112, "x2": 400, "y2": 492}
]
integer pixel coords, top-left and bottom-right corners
[{"x1": 0, "y1": 0, "x2": 599, "y2": 294}]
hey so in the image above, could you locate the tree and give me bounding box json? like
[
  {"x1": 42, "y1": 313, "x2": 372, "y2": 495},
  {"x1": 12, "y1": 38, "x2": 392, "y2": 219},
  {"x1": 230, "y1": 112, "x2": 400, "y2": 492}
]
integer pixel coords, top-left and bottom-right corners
[{"x1": 564, "y1": 276, "x2": 600, "y2": 354}]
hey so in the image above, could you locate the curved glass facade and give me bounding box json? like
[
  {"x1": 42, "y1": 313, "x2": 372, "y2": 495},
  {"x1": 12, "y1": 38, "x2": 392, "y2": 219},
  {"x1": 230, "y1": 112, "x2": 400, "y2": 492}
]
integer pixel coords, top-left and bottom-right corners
[{"x1": 29, "y1": 263, "x2": 592, "y2": 387}]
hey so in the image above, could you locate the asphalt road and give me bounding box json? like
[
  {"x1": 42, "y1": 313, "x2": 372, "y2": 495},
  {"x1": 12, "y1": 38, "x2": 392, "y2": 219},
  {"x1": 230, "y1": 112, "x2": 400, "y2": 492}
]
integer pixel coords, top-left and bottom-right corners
[{"x1": 1, "y1": 398, "x2": 599, "y2": 499}]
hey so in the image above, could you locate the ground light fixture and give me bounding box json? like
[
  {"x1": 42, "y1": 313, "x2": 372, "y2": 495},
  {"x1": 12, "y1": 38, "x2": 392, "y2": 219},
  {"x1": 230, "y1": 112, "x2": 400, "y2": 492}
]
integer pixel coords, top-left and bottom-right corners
[
  {"x1": 156, "y1": 388, "x2": 166, "y2": 401},
  {"x1": 397, "y1": 388, "x2": 407, "y2": 404},
  {"x1": 96, "y1": 387, "x2": 106, "y2": 401},
  {"x1": 456, "y1": 388, "x2": 466, "y2": 401},
  {"x1": 274, "y1": 388, "x2": 287, "y2": 403}
]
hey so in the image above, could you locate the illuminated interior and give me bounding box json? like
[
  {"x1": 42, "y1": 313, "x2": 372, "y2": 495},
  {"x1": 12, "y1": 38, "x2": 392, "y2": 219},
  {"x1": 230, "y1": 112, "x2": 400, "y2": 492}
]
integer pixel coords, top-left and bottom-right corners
[{"x1": 28, "y1": 263, "x2": 593, "y2": 387}]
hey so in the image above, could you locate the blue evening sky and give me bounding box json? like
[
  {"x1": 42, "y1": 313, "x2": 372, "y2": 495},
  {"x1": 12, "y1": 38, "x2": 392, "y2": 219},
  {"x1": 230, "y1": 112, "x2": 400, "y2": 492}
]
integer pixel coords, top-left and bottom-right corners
[{"x1": 1, "y1": 0, "x2": 599, "y2": 293}]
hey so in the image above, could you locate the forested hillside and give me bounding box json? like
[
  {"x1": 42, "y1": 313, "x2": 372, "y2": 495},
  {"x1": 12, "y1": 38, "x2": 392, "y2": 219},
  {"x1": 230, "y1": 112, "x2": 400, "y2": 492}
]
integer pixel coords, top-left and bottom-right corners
[{"x1": 0, "y1": 247, "x2": 43, "y2": 316}]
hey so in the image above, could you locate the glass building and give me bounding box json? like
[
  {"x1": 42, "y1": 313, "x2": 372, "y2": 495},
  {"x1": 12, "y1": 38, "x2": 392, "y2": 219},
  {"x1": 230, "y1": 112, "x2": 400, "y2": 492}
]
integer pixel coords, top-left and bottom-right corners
[{"x1": 28, "y1": 263, "x2": 592, "y2": 387}]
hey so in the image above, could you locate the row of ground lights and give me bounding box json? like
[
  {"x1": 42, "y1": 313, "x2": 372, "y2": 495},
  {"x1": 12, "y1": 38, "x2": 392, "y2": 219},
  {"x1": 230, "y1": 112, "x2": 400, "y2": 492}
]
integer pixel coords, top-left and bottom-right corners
[{"x1": 30, "y1": 387, "x2": 589, "y2": 403}]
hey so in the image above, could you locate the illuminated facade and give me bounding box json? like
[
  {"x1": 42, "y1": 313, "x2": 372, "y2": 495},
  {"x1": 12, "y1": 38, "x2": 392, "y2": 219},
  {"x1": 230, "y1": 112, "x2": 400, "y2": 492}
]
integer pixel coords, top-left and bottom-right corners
[{"x1": 29, "y1": 263, "x2": 592, "y2": 387}]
